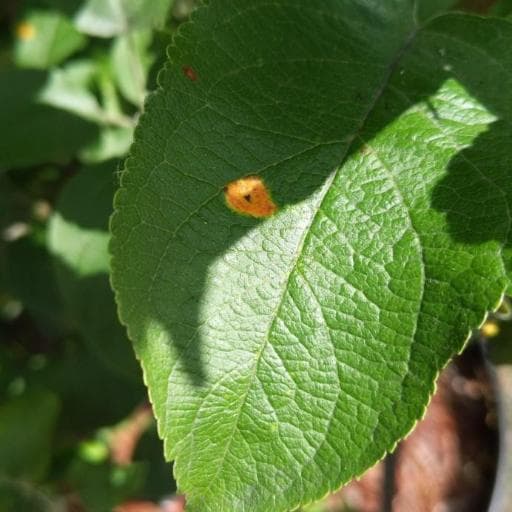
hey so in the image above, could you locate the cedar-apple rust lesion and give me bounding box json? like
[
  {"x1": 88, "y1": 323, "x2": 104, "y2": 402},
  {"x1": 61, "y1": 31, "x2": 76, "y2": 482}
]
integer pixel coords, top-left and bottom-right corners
[{"x1": 224, "y1": 176, "x2": 278, "y2": 218}]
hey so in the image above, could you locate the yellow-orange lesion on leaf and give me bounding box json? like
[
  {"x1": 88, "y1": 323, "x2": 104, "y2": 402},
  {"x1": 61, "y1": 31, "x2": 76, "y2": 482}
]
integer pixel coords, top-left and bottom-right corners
[
  {"x1": 224, "y1": 176, "x2": 277, "y2": 218},
  {"x1": 17, "y1": 22, "x2": 36, "y2": 41}
]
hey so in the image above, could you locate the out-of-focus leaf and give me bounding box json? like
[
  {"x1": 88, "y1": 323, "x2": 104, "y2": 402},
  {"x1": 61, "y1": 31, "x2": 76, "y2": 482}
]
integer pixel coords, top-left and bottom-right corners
[
  {"x1": 48, "y1": 163, "x2": 139, "y2": 379},
  {"x1": 0, "y1": 67, "x2": 96, "y2": 170},
  {"x1": 111, "y1": 30, "x2": 154, "y2": 107},
  {"x1": 14, "y1": 10, "x2": 86, "y2": 69},
  {"x1": 38, "y1": 60, "x2": 105, "y2": 124},
  {"x1": 0, "y1": 479, "x2": 56, "y2": 512},
  {"x1": 4, "y1": 234, "x2": 69, "y2": 335},
  {"x1": 41, "y1": 0, "x2": 84, "y2": 17},
  {"x1": 0, "y1": 173, "x2": 67, "y2": 332},
  {"x1": 0, "y1": 176, "x2": 26, "y2": 292},
  {"x1": 80, "y1": 126, "x2": 134, "y2": 163},
  {"x1": 0, "y1": 172, "x2": 64, "y2": 329},
  {"x1": 35, "y1": 339, "x2": 145, "y2": 433},
  {"x1": 75, "y1": 0, "x2": 174, "y2": 37},
  {"x1": 0, "y1": 389, "x2": 60, "y2": 481},
  {"x1": 67, "y1": 458, "x2": 146, "y2": 511},
  {"x1": 38, "y1": 58, "x2": 136, "y2": 131},
  {"x1": 171, "y1": 0, "x2": 199, "y2": 21}
]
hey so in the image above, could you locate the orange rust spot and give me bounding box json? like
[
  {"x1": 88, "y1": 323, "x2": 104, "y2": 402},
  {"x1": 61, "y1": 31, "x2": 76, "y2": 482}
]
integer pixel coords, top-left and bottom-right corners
[
  {"x1": 17, "y1": 21, "x2": 36, "y2": 41},
  {"x1": 182, "y1": 65, "x2": 198, "y2": 81},
  {"x1": 224, "y1": 176, "x2": 277, "y2": 218}
]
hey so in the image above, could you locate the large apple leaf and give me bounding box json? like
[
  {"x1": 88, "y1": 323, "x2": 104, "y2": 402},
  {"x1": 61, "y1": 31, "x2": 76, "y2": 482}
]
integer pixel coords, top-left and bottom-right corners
[{"x1": 111, "y1": 1, "x2": 512, "y2": 511}]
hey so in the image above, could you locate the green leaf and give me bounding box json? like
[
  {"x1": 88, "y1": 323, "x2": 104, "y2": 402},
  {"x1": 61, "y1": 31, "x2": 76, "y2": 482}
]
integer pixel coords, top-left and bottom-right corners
[
  {"x1": 0, "y1": 67, "x2": 96, "y2": 170},
  {"x1": 14, "y1": 10, "x2": 86, "y2": 69},
  {"x1": 0, "y1": 175, "x2": 66, "y2": 332},
  {"x1": 40, "y1": 0, "x2": 84, "y2": 17},
  {"x1": 0, "y1": 175, "x2": 26, "y2": 292},
  {"x1": 37, "y1": 60, "x2": 105, "y2": 124},
  {"x1": 67, "y1": 459, "x2": 146, "y2": 511},
  {"x1": 111, "y1": 30, "x2": 154, "y2": 107},
  {"x1": 38, "y1": 59, "x2": 136, "y2": 129},
  {"x1": 35, "y1": 339, "x2": 146, "y2": 433},
  {"x1": 80, "y1": 126, "x2": 134, "y2": 163},
  {"x1": 48, "y1": 163, "x2": 140, "y2": 379},
  {"x1": 111, "y1": 2, "x2": 512, "y2": 511},
  {"x1": 4, "y1": 235, "x2": 70, "y2": 334},
  {"x1": 0, "y1": 390, "x2": 60, "y2": 481},
  {"x1": 75, "y1": 0, "x2": 174, "y2": 37},
  {"x1": 0, "y1": 479, "x2": 55, "y2": 512}
]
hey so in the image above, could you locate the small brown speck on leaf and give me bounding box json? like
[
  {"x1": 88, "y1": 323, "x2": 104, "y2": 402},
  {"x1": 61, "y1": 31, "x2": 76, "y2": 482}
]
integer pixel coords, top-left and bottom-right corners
[{"x1": 182, "y1": 66, "x2": 198, "y2": 81}]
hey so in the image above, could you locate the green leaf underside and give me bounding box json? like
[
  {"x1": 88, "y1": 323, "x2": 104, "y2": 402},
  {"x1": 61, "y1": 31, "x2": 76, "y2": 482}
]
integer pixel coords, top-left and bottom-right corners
[{"x1": 111, "y1": 2, "x2": 512, "y2": 511}]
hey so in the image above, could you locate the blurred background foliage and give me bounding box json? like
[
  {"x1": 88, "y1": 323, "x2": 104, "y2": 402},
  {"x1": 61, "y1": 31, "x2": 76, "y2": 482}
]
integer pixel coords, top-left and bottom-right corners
[
  {"x1": 0, "y1": 1, "x2": 197, "y2": 510},
  {"x1": 1, "y1": 0, "x2": 512, "y2": 511}
]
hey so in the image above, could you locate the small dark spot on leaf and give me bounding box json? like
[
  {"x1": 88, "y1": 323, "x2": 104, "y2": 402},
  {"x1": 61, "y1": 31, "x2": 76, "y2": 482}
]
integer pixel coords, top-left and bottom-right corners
[
  {"x1": 243, "y1": 194, "x2": 252, "y2": 202},
  {"x1": 182, "y1": 66, "x2": 198, "y2": 81},
  {"x1": 360, "y1": 144, "x2": 371, "y2": 156}
]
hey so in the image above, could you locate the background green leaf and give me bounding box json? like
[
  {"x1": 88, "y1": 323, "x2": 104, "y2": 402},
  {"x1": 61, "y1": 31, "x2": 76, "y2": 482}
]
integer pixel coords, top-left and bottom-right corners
[
  {"x1": 49, "y1": 163, "x2": 139, "y2": 379},
  {"x1": 4, "y1": 235, "x2": 69, "y2": 335},
  {"x1": 111, "y1": 1, "x2": 512, "y2": 510},
  {"x1": 66, "y1": 458, "x2": 146, "y2": 511},
  {"x1": 0, "y1": 479, "x2": 55, "y2": 512},
  {"x1": 14, "y1": 9, "x2": 86, "y2": 70},
  {"x1": 0, "y1": 0, "x2": 186, "y2": 508},
  {"x1": 75, "y1": 0, "x2": 174, "y2": 37},
  {"x1": 0, "y1": 172, "x2": 68, "y2": 333},
  {"x1": 80, "y1": 126, "x2": 134, "y2": 164},
  {"x1": 111, "y1": 29, "x2": 154, "y2": 107},
  {"x1": 0, "y1": 67, "x2": 97, "y2": 170},
  {"x1": 38, "y1": 57, "x2": 136, "y2": 129},
  {"x1": 489, "y1": 0, "x2": 512, "y2": 16},
  {"x1": 21, "y1": 339, "x2": 146, "y2": 433},
  {"x1": 0, "y1": 389, "x2": 59, "y2": 481},
  {"x1": 38, "y1": 60, "x2": 105, "y2": 124},
  {"x1": 0, "y1": 175, "x2": 27, "y2": 293}
]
